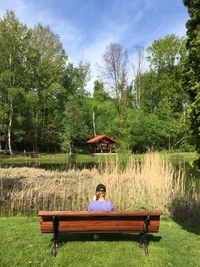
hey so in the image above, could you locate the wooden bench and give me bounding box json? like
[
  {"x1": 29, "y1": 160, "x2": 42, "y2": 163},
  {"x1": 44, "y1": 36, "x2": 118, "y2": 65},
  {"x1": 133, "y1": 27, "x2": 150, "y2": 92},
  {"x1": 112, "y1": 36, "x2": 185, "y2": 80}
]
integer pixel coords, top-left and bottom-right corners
[{"x1": 39, "y1": 210, "x2": 162, "y2": 256}]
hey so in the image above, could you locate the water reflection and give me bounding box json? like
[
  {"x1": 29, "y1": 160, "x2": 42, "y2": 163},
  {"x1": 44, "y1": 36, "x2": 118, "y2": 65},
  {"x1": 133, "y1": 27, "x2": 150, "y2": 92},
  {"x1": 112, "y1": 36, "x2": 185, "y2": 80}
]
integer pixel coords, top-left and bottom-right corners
[
  {"x1": 0, "y1": 160, "x2": 102, "y2": 171},
  {"x1": 0, "y1": 157, "x2": 199, "y2": 180}
]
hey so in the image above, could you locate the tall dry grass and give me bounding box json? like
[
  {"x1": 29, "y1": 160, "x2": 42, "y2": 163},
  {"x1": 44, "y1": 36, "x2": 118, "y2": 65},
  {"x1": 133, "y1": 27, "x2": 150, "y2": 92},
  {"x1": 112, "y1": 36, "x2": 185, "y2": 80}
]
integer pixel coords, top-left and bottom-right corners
[{"x1": 0, "y1": 153, "x2": 199, "y2": 220}]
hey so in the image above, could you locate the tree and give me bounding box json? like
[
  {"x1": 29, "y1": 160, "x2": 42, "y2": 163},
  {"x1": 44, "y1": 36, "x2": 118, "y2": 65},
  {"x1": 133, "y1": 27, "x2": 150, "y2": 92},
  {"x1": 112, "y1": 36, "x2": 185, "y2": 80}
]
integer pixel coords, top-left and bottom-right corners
[
  {"x1": 60, "y1": 63, "x2": 92, "y2": 153},
  {"x1": 76, "y1": 60, "x2": 91, "y2": 94},
  {"x1": 91, "y1": 98, "x2": 117, "y2": 138},
  {"x1": 60, "y1": 94, "x2": 92, "y2": 154},
  {"x1": 101, "y1": 43, "x2": 128, "y2": 114},
  {"x1": 126, "y1": 109, "x2": 163, "y2": 152},
  {"x1": 29, "y1": 23, "x2": 67, "y2": 151},
  {"x1": 93, "y1": 80, "x2": 109, "y2": 102},
  {"x1": 92, "y1": 80, "x2": 110, "y2": 136},
  {"x1": 0, "y1": 11, "x2": 32, "y2": 154},
  {"x1": 183, "y1": 0, "x2": 200, "y2": 166},
  {"x1": 146, "y1": 34, "x2": 187, "y2": 112},
  {"x1": 128, "y1": 35, "x2": 190, "y2": 151},
  {"x1": 133, "y1": 46, "x2": 145, "y2": 109}
]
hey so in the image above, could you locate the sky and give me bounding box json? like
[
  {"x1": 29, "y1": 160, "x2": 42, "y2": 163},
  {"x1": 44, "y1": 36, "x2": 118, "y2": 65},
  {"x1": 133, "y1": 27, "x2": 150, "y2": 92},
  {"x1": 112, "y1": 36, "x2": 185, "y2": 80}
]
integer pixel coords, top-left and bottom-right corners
[{"x1": 0, "y1": 0, "x2": 189, "y2": 92}]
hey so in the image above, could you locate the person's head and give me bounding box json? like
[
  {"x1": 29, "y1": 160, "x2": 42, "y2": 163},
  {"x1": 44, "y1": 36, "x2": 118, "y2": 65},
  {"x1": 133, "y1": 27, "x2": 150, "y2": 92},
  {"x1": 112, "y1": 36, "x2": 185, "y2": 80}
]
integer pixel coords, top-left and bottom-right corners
[{"x1": 95, "y1": 183, "x2": 106, "y2": 200}]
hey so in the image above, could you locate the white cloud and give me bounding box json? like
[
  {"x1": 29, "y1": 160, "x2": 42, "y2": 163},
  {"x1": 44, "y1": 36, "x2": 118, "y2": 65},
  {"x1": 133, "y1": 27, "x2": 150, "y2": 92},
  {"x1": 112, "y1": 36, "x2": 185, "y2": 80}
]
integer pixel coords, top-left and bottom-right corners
[
  {"x1": 0, "y1": 0, "x2": 83, "y2": 60},
  {"x1": 76, "y1": 21, "x2": 132, "y2": 92},
  {"x1": 0, "y1": 0, "x2": 25, "y2": 17},
  {"x1": 0, "y1": 0, "x2": 188, "y2": 94}
]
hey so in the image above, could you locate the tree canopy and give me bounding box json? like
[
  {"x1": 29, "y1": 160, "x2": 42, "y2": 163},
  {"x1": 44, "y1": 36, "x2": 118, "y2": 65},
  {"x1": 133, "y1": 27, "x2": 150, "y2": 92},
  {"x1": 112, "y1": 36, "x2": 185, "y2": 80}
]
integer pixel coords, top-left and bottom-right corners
[
  {"x1": 183, "y1": 0, "x2": 200, "y2": 165},
  {"x1": 0, "y1": 10, "x2": 198, "y2": 155}
]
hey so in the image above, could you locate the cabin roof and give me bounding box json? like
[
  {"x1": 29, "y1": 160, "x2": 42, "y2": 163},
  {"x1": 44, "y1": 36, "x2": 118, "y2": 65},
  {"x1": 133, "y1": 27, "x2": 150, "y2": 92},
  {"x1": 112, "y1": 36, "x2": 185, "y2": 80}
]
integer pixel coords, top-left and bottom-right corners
[{"x1": 86, "y1": 135, "x2": 117, "y2": 144}]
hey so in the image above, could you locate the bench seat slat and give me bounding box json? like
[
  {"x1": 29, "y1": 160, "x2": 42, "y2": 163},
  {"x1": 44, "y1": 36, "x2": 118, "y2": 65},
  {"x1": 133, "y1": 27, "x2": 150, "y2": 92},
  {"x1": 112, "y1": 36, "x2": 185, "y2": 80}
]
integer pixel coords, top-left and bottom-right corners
[
  {"x1": 40, "y1": 225, "x2": 160, "y2": 233},
  {"x1": 40, "y1": 212, "x2": 161, "y2": 233},
  {"x1": 39, "y1": 210, "x2": 162, "y2": 217}
]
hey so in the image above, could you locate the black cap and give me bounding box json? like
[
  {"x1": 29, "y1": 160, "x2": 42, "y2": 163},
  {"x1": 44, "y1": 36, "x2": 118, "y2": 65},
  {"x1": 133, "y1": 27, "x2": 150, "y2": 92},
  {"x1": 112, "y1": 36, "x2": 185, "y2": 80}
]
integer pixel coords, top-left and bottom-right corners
[{"x1": 96, "y1": 183, "x2": 106, "y2": 192}]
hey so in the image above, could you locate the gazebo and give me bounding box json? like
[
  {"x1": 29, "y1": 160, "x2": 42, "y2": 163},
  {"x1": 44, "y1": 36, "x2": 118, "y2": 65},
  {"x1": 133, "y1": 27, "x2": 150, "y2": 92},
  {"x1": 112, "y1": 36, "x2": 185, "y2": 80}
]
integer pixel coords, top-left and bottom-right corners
[{"x1": 86, "y1": 135, "x2": 117, "y2": 153}]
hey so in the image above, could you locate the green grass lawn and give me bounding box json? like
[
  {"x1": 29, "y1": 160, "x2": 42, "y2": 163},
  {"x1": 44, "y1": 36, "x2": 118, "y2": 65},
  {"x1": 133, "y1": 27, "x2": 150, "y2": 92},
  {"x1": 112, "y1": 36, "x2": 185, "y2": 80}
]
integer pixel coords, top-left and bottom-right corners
[
  {"x1": 0, "y1": 151, "x2": 197, "y2": 165},
  {"x1": 0, "y1": 216, "x2": 199, "y2": 267},
  {"x1": 0, "y1": 153, "x2": 115, "y2": 166}
]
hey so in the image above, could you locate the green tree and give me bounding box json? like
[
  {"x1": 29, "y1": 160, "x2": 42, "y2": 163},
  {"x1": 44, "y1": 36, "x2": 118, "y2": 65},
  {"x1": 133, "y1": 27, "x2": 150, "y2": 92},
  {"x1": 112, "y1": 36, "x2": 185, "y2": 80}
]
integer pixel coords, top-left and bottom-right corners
[
  {"x1": 183, "y1": 0, "x2": 200, "y2": 165},
  {"x1": 60, "y1": 63, "x2": 92, "y2": 153},
  {"x1": 93, "y1": 80, "x2": 109, "y2": 102},
  {"x1": 92, "y1": 98, "x2": 117, "y2": 137},
  {"x1": 126, "y1": 109, "x2": 163, "y2": 152},
  {"x1": 29, "y1": 23, "x2": 67, "y2": 151},
  {"x1": 92, "y1": 80, "x2": 110, "y2": 136},
  {"x1": 60, "y1": 94, "x2": 92, "y2": 153},
  {"x1": 0, "y1": 11, "x2": 32, "y2": 154},
  {"x1": 146, "y1": 34, "x2": 187, "y2": 112},
  {"x1": 130, "y1": 35, "x2": 190, "y2": 151}
]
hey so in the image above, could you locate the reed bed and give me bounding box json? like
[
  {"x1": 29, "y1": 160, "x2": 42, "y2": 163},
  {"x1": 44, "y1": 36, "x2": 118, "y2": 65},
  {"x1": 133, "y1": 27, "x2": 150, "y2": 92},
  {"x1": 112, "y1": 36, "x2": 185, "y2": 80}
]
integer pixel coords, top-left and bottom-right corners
[{"x1": 0, "y1": 153, "x2": 199, "y2": 221}]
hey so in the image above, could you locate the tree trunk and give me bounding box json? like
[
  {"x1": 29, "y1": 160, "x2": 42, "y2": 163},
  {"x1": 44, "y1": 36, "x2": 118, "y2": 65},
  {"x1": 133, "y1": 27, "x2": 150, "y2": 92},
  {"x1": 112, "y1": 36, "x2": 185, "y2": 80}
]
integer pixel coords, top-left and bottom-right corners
[
  {"x1": 34, "y1": 112, "x2": 38, "y2": 152},
  {"x1": 92, "y1": 111, "x2": 96, "y2": 136},
  {"x1": 42, "y1": 102, "x2": 46, "y2": 150},
  {"x1": 8, "y1": 95, "x2": 13, "y2": 155},
  {"x1": 4, "y1": 139, "x2": 8, "y2": 154},
  {"x1": 8, "y1": 53, "x2": 14, "y2": 155},
  {"x1": 69, "y1": 142, "x2": 72, "y2": 156},
  {"x1": 168, "y1": 137, "x2": 171, "y2": 150},
  {"x1": 133, "y1": 47, "x2": 144, "y2": 110}
]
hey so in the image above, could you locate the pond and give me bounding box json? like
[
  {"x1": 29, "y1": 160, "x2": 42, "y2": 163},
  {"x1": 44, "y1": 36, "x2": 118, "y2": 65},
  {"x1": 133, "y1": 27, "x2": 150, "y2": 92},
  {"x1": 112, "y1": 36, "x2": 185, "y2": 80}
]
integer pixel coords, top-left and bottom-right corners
[
  {"x1": 0, "y1": 155, "x2": 199, "y2": 179},
  {"x1": 0, "y1": 161, "x2": 97, "y2": 171},
  {"x1": 0, "y1": 154, "x2": 200, "y2": 214}
]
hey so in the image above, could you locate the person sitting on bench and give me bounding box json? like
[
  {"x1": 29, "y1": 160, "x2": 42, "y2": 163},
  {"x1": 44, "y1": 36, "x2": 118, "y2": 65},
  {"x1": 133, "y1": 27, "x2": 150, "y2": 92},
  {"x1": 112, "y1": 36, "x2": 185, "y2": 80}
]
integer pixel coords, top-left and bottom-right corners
[{"x1": 88, "y1": 183, "x2": 115, "y2": 211}]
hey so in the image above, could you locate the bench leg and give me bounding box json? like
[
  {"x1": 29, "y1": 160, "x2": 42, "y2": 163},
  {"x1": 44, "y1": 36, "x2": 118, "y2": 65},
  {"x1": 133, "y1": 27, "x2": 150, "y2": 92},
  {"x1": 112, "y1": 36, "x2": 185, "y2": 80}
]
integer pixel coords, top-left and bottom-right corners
[
  {"x1": 51, "y1": 216, "x2": 59, "y2": 257},
  {"x1": 139, "y1": 215, "x2": 150, "y2": 256},
  {"x1": 139, "y1": 233, "x2": 148, "y2": 256}
]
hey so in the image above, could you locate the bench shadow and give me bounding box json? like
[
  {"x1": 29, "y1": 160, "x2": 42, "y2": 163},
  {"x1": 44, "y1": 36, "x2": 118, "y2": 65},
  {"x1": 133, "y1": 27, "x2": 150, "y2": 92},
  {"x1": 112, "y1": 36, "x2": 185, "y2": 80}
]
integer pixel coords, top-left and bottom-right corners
[
  {"x1": 169, "y1": 195, "x2": 200, "y2": 235},
  {"x1": 56, "y1": 232, "x2": 162, "y2": 244}
]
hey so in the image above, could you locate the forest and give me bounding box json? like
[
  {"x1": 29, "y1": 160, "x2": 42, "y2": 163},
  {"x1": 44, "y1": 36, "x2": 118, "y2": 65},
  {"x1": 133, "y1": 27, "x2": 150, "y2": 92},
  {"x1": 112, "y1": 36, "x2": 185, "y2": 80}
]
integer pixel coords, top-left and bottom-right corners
[{"x1": 0, "y1": 9, "x2": 199, "y2": 156}]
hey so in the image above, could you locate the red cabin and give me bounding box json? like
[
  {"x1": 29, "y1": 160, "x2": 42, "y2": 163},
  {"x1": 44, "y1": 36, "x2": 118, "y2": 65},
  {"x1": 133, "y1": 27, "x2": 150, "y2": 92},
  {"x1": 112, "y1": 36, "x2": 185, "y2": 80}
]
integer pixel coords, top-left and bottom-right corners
[{"x1": 87, "y1": 135, "x2": 117, "y2": 153}]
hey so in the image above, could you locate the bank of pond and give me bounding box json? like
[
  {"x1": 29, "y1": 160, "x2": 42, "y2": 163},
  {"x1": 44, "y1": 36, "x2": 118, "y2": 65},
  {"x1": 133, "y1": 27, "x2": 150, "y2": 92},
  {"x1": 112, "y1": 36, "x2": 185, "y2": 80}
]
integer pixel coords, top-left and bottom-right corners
[
  {"x1": 0, "y1": 152, "x2": 200, "y2": 221},
  {"x1": 0, "y1": 152, "x2": 199, "y2": 181}
]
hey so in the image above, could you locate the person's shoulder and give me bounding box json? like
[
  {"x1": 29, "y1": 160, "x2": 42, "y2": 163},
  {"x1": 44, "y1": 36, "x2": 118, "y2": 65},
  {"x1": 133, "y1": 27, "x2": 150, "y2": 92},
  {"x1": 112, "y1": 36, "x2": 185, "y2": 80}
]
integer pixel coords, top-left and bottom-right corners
[
  {"x1": 107, "y1": 200, "x2": 115, "y2": 209},
  {"x1": 89, "y1": 200, "x2": 96, "y2": 205},
  {"x1": 106, "y1": 200, "x2": 114, "y2": 206},
  {"x1": 88, "y1": 200, "x2": 96, "y2": 211},
  {"x1": 88, "y1": 200, "x2": 96, "y2": 206}
]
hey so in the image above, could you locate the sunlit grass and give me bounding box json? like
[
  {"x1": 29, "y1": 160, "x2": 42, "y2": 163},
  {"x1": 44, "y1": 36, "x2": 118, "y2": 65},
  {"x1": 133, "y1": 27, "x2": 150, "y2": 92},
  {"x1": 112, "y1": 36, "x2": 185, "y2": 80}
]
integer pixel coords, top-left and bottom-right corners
[
  {"x1": 0, "y1": 216, "x2": 199, "y2": 267},
  {"x1": 0, "y1": 151, "x2": 197, "y2": 165}
]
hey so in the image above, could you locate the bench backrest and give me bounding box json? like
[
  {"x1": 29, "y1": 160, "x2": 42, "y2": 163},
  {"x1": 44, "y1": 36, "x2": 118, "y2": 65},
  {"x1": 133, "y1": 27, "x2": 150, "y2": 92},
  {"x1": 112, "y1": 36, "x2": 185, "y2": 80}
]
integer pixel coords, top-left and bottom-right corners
[{"x1": 39, "y1": 211, "x2": 162, "y2": 234}]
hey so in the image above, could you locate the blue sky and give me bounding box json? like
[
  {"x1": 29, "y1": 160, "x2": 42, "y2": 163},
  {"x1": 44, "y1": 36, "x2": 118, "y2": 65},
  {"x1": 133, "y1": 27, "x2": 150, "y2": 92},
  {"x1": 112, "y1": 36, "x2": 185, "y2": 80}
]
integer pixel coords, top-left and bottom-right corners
[{"x1": 0, "y1": 0, "x2": 188, "y2": 91}]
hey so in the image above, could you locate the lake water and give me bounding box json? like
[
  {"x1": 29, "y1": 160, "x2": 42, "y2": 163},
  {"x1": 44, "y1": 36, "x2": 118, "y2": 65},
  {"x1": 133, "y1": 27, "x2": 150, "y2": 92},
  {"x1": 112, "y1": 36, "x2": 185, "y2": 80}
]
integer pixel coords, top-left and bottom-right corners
[
  {"x1": 0, "y1": 161, "x2": 97, "y2": 171},
  {"x1": 0, "y1": 158, "x2": 199, "y2": 179}
]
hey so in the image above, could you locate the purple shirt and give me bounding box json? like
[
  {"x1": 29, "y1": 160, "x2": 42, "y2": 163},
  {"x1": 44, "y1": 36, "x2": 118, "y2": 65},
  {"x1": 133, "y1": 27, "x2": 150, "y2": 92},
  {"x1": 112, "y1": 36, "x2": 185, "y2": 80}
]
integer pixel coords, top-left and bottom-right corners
[{"x1": 88, "y1": 201, "x2": 115, "y2": 211}]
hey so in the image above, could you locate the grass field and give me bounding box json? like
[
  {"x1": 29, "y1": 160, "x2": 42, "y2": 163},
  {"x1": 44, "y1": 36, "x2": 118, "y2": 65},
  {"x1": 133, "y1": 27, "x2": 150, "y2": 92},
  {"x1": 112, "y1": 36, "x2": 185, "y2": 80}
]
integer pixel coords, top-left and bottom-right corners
[
  {"x1": 0, "y1": 151, "x2": 197, "y2": 165},
  {"x1": 0, "y1": 216, "x2": 200, "y2": 267}
]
